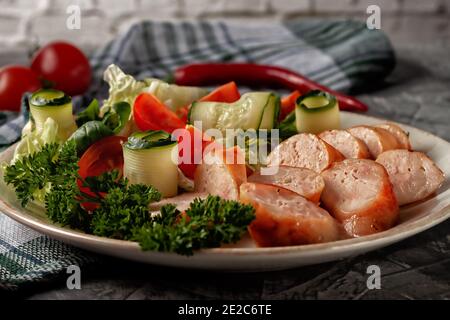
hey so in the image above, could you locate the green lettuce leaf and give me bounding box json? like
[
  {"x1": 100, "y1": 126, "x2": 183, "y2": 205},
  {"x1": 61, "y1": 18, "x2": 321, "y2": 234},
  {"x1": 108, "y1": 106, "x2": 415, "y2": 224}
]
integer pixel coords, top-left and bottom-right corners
[
  {"x1": 144, "y1": 78, "x2": 208, "y2": 111},
  {"x1": 68, "y1": 121, "x2": 114, "y2": 156},
  {"x1": 101, "y1": 64, "x2": 208, "y2": 114},
  {"x1": 101, "y1": 64, "x2": 148, "y2": 115},
  {"x1": 102, "y1": 101, "x2": 131, "y2": 135},
  {"x1": 76, "y1": 99, "x2": 101, "y2": 127},
  {"x1": 12, "y1": 117, "x2": 59, "y2": 164}
]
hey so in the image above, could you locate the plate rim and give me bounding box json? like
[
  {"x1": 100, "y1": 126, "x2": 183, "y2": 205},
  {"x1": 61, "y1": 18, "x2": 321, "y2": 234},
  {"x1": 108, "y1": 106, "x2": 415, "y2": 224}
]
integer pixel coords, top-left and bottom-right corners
[{"x1": 1, "y1": 188, "x2": 449, "y2": 258}]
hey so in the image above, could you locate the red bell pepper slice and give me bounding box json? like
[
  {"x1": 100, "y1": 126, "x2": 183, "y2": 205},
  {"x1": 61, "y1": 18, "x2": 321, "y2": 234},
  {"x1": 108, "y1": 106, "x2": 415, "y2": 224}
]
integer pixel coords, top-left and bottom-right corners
[
  {"x1": 198, "y1": 81, "x2": 240, "y2": 103},
  {"x1": 175, "y1": 125, "x2": 216, "y2": 179},
  {"x1": 134, "y1": 93, "x2": 185, "y2": 133},
  {"x1": 279, "y1": 90, "x2": 301, "y2": 121}
]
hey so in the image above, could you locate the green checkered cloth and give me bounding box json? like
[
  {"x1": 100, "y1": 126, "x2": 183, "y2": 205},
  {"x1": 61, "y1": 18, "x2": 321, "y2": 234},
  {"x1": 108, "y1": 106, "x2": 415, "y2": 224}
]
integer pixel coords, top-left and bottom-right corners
[{"x1": 0, "y1": 19, "x2": 395, "y2": 291}]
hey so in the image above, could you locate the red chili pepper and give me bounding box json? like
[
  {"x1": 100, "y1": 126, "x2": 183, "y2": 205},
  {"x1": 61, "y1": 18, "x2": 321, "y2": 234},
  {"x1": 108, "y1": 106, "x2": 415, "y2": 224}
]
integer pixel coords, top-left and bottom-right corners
[{"x1": 174, "y1": 63, "x2": 368, "y2": 112}]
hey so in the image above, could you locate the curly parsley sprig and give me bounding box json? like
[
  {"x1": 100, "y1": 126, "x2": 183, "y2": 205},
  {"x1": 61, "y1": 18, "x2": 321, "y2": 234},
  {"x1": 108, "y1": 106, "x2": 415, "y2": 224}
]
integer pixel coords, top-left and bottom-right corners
[
  {"x1": 4, "y1": 140, "x2": 80, "y2": 205},
  {"x1": 133, "y1": 196, "x2": 255, "y2": 255},
  {"x1": 4, "y1": 141, "x2": 255, "y2": 255}
]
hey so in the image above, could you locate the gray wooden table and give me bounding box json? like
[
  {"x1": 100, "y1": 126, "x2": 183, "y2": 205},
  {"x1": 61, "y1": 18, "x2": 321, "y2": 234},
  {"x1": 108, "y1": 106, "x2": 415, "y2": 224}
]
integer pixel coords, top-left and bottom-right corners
[{"x1": 3, "y1": 16, "x2": 450, "y2": 300}]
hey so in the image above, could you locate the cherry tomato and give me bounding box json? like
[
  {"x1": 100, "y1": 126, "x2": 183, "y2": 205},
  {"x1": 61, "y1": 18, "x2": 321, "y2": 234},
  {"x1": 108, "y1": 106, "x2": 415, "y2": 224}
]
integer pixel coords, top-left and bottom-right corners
[
  {"x1": 133, "y1": 93, "x2": 185, "y2": 133},
  {"x1": 280, "y1": 90, "x2": 301, "y2": 120},
  {"x1": 78, "y1": 136, "x2": 127, "y2": 210},
  {"x1": 78, "y1": 135, "x2": 127, "y2": 179},
  {"x1": 0, "y1": 65, "x2": 41, "y2": 112},
  {"x1": 31, "y1": 41, "x2": 91, "y2": 96}
]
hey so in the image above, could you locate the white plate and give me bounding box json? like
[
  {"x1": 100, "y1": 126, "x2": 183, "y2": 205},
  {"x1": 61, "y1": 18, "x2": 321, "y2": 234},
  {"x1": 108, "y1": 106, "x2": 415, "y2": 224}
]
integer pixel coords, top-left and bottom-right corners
[{"x1": 1, "y1": 112, "x2": 449, "y2": 272}]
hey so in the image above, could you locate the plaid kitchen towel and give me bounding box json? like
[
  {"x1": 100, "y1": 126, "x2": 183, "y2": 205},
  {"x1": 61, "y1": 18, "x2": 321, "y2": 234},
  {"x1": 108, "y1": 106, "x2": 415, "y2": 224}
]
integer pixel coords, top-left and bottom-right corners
[{"x1": 0, "y1": 19, "x2": 395, "y2": 290}]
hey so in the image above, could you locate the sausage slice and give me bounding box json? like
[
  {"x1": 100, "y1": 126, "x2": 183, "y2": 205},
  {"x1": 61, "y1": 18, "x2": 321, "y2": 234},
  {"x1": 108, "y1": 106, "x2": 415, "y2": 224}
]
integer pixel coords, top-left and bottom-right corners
[
  {"x1": 319, "y1": 129, "x2": 370, "y2": 159},
  {"x1": 375, "y1": 122, "x2": 411, "y2": 150},
  {"x1": 240, "y1": 182, "x2": 342, "y2": 247},
  {"x1": 321, "y1": 159, "x2": 399, "y2": 237},
  {"x1": 248, "y1": 166, "x2": 324, "y2": 203},
  {"x1": 376, "y1": 149, "x2": 445, "y2": 206},
  {"x1": 347, "y1": 126, "x2": 399, "y2": 159},
  {"x1": 266, "y1": 133, "x2": 344, "y2": 173},
  {"x1": 194, "y1": 146, "x2": 247, "y2": 200},
  {"x1": 149, "y1": 192, "x2": 208, "y2": 213}
]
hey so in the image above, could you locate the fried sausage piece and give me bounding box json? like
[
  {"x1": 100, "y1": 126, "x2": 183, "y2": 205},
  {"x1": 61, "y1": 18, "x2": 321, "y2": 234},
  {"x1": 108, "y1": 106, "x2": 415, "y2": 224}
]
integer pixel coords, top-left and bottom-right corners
[
  {"x1": 321, "y1": 159, "x2": 399, "y2": 237},
  {"x1": 376, "y1": 149, "x2": 444, "y2": 206},
  {"x1": 240, "y1": 182, "x2": 342, "y2": 247},
  {"x1": 347, "y1": 125, "x2": 399, "y2": 159},
  {"x1": 149, "y1": 192, "x2": 208, "y2": 213},
  {"x1": 194, "y1": 146, "x2": 247, "y2": 200},
  {"x1": 319, "y1": 129, "x2": 370, "y2": 159},
  {"x1": 248, "y1": 166, "x2": 324, "y2": 204},
  {"x1": 375, "y1": 122, "x2": 411, "y2": 150},
  {"x1": 267, "y1": 133, "x2": 344, "y2": 173}
]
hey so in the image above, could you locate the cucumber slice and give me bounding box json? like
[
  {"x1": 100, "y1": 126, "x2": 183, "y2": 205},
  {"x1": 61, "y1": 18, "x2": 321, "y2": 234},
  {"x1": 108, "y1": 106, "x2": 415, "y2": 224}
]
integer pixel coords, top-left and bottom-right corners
[
  {"x1": 123, "y1": 131, "x2": 178, "y2": 197},
  {"x1": 30, "y1": 89, "x2": 77, "y2": 141},
  {"x1": 30, "y1": 89, "x2": 71, "y2": 106},
  {"x1": 188, "y1": 92, "x2": 279, "y2": 132},
  {"x1": 259, "y1": 94, "x2": 280, "y2": 129},
  {"x1": 295, "y1": 90, "x2": 340, "y2": 134}
]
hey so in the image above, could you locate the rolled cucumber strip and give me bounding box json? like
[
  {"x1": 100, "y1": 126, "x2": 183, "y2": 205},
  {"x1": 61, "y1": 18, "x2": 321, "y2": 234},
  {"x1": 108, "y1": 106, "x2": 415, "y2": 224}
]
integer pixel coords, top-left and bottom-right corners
[
  {"x1": 123, "y1": 130, "x2": 178, "y2": 198},
  {"x1": 188, "y1": 92, "x2": 279, "y2": 132},
  {"x1": 29, "y1": 89, "x2": 77, "y2": 141},
  {"x1": 295, "y1": 90, "x2": 340, "y2": 134}
]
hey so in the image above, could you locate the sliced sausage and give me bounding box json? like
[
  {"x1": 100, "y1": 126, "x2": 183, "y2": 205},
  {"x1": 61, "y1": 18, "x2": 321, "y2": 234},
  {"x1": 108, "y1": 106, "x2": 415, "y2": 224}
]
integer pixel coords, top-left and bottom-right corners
[
  {"x1": 319, "y1": 129, "x2": 370, "y2": 159},
  {"x1": 376, "y1": 149, "x2": 444, "y2": 206},
  {"x1": 178, "y1": 168, "x2": 194, "y2": 192},
  {"x1": 149, "y1": 192, "x2": 208, "y2": 213},
  {"x1": 194, "y1": 146, "x2": 247, "y2": 200},
  {"x1": 375, "y1": 122, "x2": 411, "y2": 150},
  {"x1": 248, "y1": 166, "x2": 324, "y2": 203},
  {"x1": 347, "y1": 125, "x2": 399, "y2": 159},
  {"x1": 321, "y1": 159, "x2": 399, "y2": 237},
  {"x1": 240, "y1": 182, "x2": 342, "y2": 247},
  {"x1": 266, "y1": 133, "x2": 344, "y2": 173}
]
